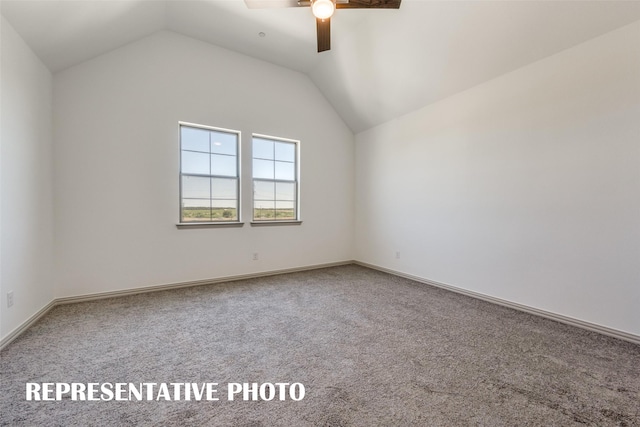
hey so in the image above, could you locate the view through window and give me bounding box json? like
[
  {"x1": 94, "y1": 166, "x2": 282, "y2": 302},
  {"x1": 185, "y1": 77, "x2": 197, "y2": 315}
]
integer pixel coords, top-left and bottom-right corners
[
  {"x1": 252, "y1": 135, "x2": 299, "y2": 221},
  {"x1": 180, "y1": 124, "x2": 240, "y2": 223}
]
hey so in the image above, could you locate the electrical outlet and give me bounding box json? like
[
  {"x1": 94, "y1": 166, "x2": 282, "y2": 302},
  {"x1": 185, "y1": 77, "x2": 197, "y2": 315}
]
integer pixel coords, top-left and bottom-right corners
[
  {"x1": 252, "y1": 253, "x2": 259, "y2": 261},
  {"x1": 7, "y1": 291, "x2": 14, "y2": 308},
  {"x1": 395, "y1": 251, "x2": 401, "y2": 259}
]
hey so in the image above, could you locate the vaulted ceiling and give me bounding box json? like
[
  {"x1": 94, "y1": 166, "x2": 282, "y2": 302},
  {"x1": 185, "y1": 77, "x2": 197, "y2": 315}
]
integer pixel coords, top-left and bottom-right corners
[{"x1": 3, "y1": 0, "x2": 640, "y2": 133}]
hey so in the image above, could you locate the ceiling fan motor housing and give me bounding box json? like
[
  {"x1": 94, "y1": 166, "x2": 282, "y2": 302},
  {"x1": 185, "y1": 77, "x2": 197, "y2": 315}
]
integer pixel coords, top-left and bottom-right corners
[{"x1": 245, "y1": 0, "x2": 402, "y2": 53}]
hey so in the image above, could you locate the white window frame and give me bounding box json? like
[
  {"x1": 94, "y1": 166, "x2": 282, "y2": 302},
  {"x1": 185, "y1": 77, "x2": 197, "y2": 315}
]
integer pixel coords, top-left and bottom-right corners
[
  {"x1": 177, "y1": 122, "x2": 243, "y2": 228},
  {"x1": 251, "y1": 133, "x2": 301, "y2": 226}
]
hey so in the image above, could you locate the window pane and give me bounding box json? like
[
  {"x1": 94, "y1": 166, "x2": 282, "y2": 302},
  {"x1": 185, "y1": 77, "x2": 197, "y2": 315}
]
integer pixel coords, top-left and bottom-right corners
[
  {"x1": 253, "y1": 159, "x2": 274, "y2": 179},
  {"x1": 182, "y1": 199, "x2": 211, "y2": 222},
  {"x1": 254, "y1": 180, "x2": 275, "y2": 201},
  {"x1": 275, "y1": 142, "x2": 295, "y2": 162},
  {"x1": 251, "y1": 135, "x2": 299, "y2": 222},
  {"x1": 275, "y1": 161, "x2": 295, "y2": 181},
  {"x1": 210, "y1": 131, "x2": 237, "y2": 156},
  {"x1": 182, "y1": 151, "x2": 210, "y2": 175},
  {"x1": 212, "y1": 178, "x2": 237, "y2": 199},
  {"x1": 254, "y1": 200, "x2": 275, "y2": 220},
  {"x1": 253, "y1": 138, "x2": 274, "y2": 160},
  {"x1": 275, "y1": 201, "x2": 295, "y2": 220},
  {"x1": 182, "y1": 176, "x2": 210, "y2": 199},
  {"x1": 179, "y1": 124, "x2": 242, "y2": 224},
  {"x1": 275, "y1": 182, "x2": 295, "y2": 201},
  {"x1": 181, "y1": 127, "x2": 209, "y2": 152},
  {"x1": 211, "y1": 154, "x2": 237, "y2": 177},
  {"x1": 211, "y1": 200, "x2": 237, "y2": 221}
]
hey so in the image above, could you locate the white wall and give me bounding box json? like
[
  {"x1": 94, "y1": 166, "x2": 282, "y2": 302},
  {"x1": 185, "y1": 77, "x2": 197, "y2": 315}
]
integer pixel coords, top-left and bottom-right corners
[
  {"x1": 53, "y1": 31, "x2": 354, "y2": 297},
  {"x1": 355, "y1": 21, "x2": 640, "y2": 336},
  {"x1": 0, "y1": 16, "x2": 54, "y2": 340}
]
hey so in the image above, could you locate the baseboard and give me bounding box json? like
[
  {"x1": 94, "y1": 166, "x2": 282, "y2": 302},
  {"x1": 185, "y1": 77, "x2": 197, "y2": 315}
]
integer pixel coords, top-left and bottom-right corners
[
  {"x1": 56, "y1": 260, "x2": 354, "y2": 305},
  {"x1": 4, "y1": 260, "x2": 637, "y2": 350},
  {"x1": 0, "y1": 260, "x2": 353, "y2": 351},
  {"x1": 0, "y1": 300, "x2": 57, "y2": 350},
  {"x1": 355, "y1": 261, "x2": 640, "y2": 346}
]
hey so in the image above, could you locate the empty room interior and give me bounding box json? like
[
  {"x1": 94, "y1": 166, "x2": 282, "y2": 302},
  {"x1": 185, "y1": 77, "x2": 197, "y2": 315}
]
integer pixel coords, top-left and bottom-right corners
[{"x1": 1, "y1": 0, "x2": 639, "y2": 425}]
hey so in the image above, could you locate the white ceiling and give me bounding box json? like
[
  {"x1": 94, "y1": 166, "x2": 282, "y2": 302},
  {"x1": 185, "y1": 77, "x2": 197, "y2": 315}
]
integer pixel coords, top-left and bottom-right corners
[{"x1": 3, "y1": 0, "x2": 640, "y2": 133}]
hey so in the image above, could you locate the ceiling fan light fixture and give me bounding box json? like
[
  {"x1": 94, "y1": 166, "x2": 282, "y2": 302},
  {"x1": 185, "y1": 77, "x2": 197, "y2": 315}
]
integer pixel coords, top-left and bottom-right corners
[{"x1": 311, "y1": 0, "x2": 335, "y2": 20}]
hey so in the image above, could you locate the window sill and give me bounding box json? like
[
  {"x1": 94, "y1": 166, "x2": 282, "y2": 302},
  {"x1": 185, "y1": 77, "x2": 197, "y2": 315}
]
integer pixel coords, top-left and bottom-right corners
[
  {"x1": 176, "y1": 222, "x2": 244, "y2": 229},
  {"x1": 250, "y1": 221, "x2": 303, "y2": 227}
]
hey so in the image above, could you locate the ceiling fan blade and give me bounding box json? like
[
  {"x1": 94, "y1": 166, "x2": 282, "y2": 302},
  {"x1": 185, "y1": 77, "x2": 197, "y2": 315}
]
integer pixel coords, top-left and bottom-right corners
[
  {"x1": 336, "y1": 0, "x2": 401, "y2": 9},
  {"x1": 316, "y1": 18, "x2": 331, "y2": 52},
  {"x1": 244, "y1": 0, "x2": 400, "y2": 54},
  {"x1": 243, "y1": 0, "x2": 307, "y2": 9},
  {"x1": 244, "y1": 0, "x2": 401, "y2": 10}
]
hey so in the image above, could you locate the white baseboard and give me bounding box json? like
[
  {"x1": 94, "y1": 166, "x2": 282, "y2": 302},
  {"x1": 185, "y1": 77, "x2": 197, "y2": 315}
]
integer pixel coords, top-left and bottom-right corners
[
  {"x1": 0, "y1": 300, "x2": 56, "y2": 351},
  {"x1": 0, "y1": 260, "x2": 353, "y2": 350},
  {"x1": 55, "y1": 260, "x2": 353, "y2": 305},
  {"x1": 355, "y1": 261, "x2": 640, "y2": 346},
  {"x1": 3, "y1": 260, "x2": 638, "y2": 350}
]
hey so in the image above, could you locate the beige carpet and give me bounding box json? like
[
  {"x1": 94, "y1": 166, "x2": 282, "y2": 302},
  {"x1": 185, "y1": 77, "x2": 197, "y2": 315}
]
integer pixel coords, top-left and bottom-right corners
[{"x1": 1, "y1": 265, "x2": 639, "y2": 426}]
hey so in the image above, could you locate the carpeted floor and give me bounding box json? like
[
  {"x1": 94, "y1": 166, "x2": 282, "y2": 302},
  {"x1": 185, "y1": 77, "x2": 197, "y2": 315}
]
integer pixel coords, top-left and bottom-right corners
[{"x1": 1, "y1": 265, "x2": 639, "y2": 426}]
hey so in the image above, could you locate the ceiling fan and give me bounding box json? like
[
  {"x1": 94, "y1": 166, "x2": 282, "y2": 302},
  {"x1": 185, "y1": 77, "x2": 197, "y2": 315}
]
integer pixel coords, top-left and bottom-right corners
[{"x1": 244, "y1": 0, "x2": 401, "y2": 52}]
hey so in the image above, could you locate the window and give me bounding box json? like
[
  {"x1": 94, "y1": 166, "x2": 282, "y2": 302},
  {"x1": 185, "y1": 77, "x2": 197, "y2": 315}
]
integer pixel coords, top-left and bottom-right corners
[
  {"x1": 252, "y1": 135, "x2": 299, "y2": 222},
  {"x1": 180, "y1": 123, "x2": 240, "y2": 223}
]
